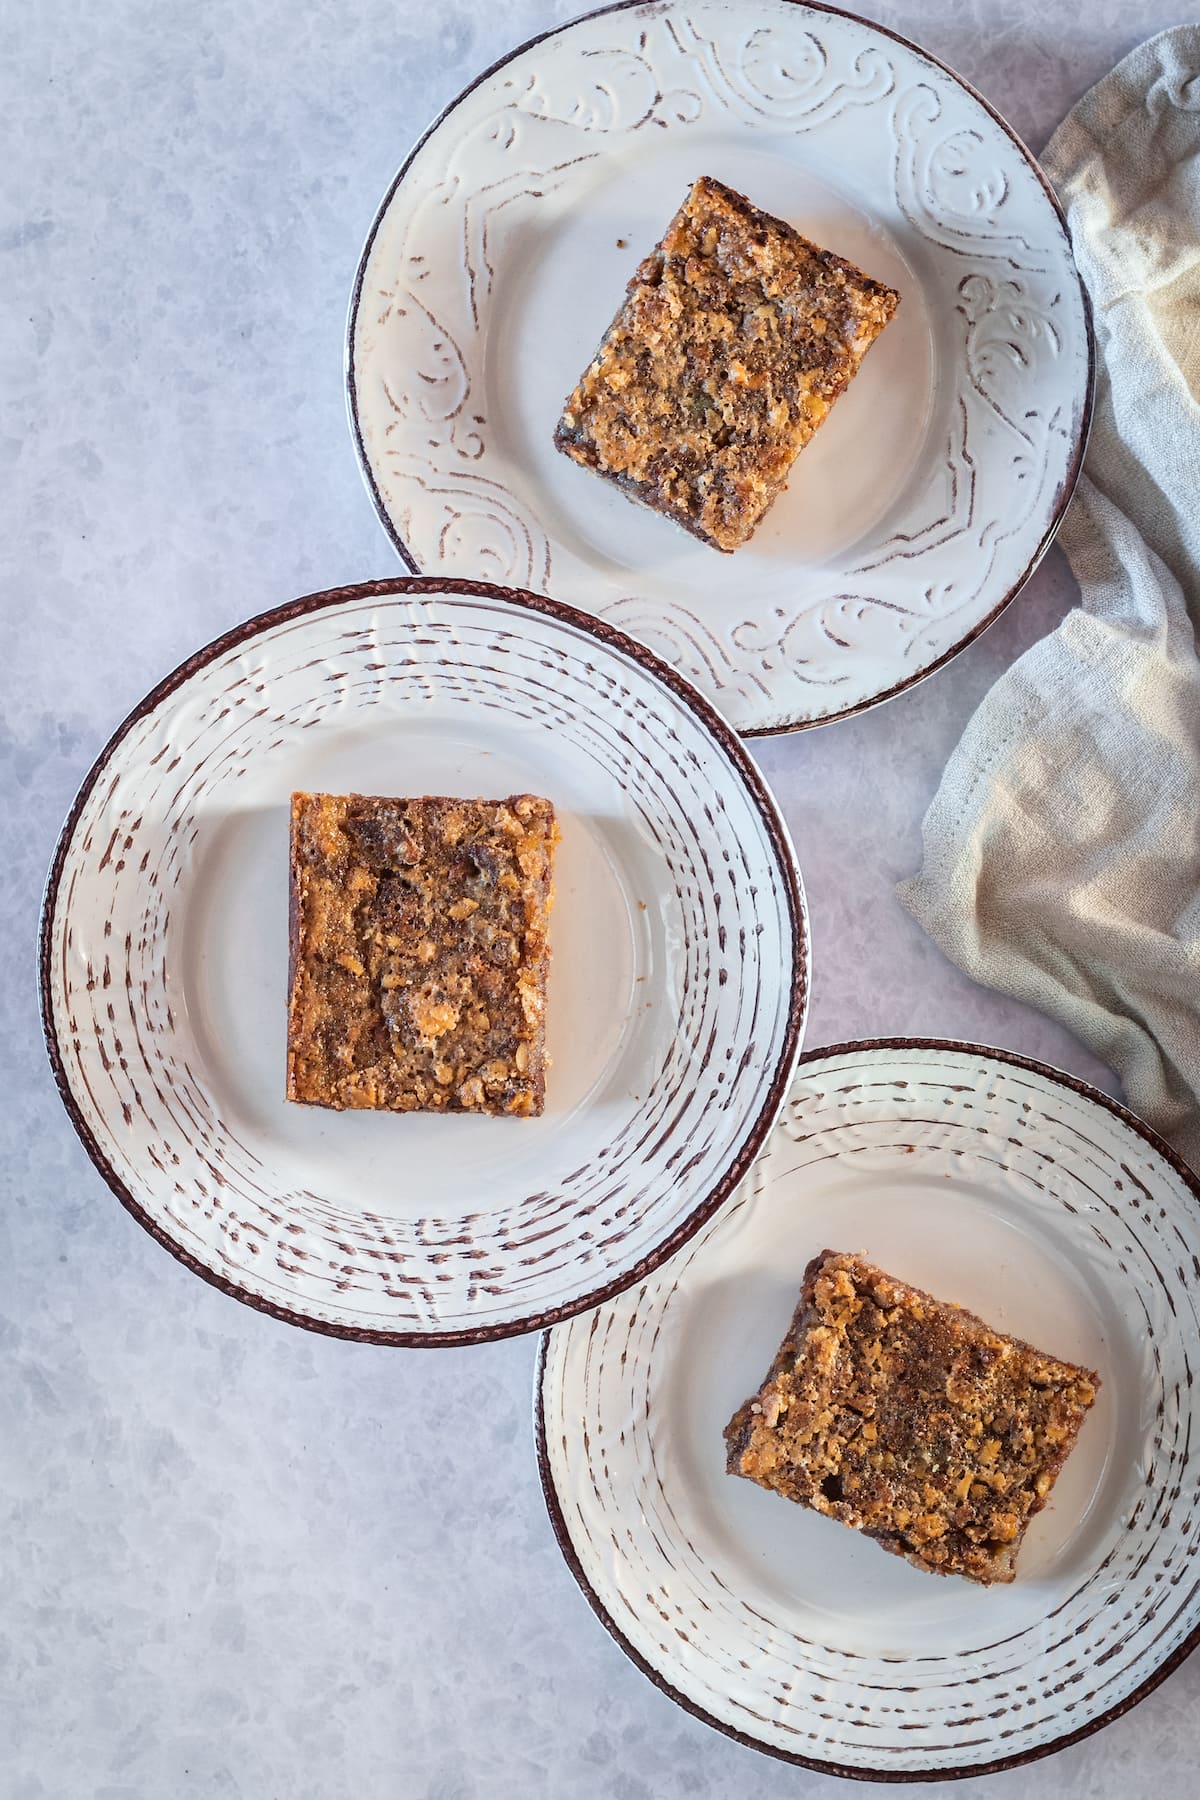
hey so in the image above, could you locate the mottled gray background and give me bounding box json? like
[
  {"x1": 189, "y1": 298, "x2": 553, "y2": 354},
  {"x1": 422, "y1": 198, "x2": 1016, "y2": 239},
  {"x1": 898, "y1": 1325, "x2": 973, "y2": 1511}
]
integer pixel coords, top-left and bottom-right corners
[{"x1": 4, "y1": 2, "x2": 1196, "y2": 1795}]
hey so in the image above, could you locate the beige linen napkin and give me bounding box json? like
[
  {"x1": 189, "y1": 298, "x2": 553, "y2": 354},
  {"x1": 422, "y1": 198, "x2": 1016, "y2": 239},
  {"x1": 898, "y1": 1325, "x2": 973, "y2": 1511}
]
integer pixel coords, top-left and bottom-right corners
[{"x1": 899, "y1": 27, "x2": 1200, "y2": 1168}]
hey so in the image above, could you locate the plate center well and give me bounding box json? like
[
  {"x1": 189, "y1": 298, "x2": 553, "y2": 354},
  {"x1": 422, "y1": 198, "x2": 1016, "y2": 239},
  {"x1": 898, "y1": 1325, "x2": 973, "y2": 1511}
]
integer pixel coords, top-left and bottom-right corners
[
  {"x1": 658, "y1": 1153, "x2": 1138, "y2": 1659},
  {"x1": 486, "y1": 138, "x2": 936, "y2": 581},
  {"x1": 177, "y1": 721, "x2": 655, "y2": 1220}
]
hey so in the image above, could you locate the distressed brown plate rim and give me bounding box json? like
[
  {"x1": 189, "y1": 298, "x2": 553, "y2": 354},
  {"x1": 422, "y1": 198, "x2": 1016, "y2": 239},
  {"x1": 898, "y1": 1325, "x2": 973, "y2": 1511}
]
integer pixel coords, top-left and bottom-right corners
[
  {"x1": 344, "y1": 0, "x2": 1097, "y2": 739},
  {"x1": 534, "y1": 1035, "x2": 1200, "y2": 1780},
  {"x1": 38, "y1": 575, "x2": 809, "y2": 1347}
]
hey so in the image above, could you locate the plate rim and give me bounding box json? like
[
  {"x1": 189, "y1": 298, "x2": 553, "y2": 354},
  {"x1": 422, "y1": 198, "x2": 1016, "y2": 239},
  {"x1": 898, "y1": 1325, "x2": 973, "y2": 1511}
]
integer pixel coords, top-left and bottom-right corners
[
  {"x1": 38, "y1": 574, "x2": 810, "y2": 1348},
  {"x1": 344, "y1": 0, "x2": 1098, "y2": 740},
  {"x1": 534, "y1": 1034, "x2": 1200, "y2": 1781}
]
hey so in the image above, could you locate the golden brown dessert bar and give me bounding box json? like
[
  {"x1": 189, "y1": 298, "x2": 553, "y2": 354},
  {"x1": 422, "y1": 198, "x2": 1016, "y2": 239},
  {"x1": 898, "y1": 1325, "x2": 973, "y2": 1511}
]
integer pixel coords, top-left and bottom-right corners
[
  {"x1": 287, "y1": 792, "x2": 556, "y2": 1116},
  {"x1": 724, "y1": 1251, "x2": 1098, "y2": 1584},
  {"x1": 554, "y1": 176, "x2": 899, "y2": 552}
]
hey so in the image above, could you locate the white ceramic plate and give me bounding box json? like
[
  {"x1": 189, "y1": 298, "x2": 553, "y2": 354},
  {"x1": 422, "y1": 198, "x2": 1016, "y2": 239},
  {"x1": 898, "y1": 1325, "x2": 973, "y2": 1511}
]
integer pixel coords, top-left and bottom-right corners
[
  {"x1": 40, "y1": 578, "x2": 808, "y2": 1344},
  {"x1": 537, "y1": 1040, "x2": 1200, "y2": 1777},
  {"x1": 348, "y1": 0, "x2": 1093, "y2": 736}
]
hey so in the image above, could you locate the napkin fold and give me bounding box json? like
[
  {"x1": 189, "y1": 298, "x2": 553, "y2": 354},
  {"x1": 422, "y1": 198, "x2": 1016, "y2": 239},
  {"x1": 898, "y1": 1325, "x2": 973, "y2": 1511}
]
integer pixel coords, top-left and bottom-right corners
[{"x1": 899, "y1": 27, "x2": 1200, "y2": 1169}]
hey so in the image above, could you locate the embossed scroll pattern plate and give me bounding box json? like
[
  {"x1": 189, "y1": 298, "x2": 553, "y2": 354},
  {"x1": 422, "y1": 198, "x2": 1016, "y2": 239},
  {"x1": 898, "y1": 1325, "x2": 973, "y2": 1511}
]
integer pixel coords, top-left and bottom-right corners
[
  {"x1": 39, "y1": 578, "x2": 807, "y2": 1345},
  {"x1": 538, "y1": 1042, "x2": 1200, "y2": 1778},
  {"x1": 349, "y1": 0, "x2": 1094, "y2": 735}
]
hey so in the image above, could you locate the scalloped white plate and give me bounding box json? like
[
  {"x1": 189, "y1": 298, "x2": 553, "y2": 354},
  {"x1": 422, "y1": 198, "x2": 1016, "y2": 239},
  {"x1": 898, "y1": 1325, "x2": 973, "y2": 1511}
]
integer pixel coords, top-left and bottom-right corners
[
  {"x1": 538, "y1": 1041, "x2": 1200, "y2": 1777},
  {"x1": 349, "y1": 0, "x2": 1093, "y2": 734},
  {"x1": 40, "y1": 578, "x2": 807, "y2": 1344}
]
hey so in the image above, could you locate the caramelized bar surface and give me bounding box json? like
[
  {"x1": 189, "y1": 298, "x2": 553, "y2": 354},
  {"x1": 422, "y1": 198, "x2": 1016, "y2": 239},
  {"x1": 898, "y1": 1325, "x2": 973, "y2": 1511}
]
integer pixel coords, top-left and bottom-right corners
[
  {"x1": 287, "y1": 792, "x2": 556, "y2": 1116},
  {"x1": 724, "y1": 1251, "x2": 1098, "y2": 1584},
  {"x1": 554, "y1": 176, "x2": 899, "y2": 551}
]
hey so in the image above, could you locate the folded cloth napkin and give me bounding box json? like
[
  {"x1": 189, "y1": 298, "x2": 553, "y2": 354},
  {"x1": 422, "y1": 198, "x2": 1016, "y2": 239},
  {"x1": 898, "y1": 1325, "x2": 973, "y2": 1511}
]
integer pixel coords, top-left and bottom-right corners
[{"x1": 900, "y1": 27, "x2": 1200, "y2": 1170}]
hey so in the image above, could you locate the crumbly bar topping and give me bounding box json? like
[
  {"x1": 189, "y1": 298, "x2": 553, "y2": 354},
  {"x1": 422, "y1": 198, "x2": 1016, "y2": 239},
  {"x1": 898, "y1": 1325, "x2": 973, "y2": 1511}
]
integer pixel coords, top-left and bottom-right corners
[
  {"x1": 287, "y1": 792, "x2": 556, "y2": 1116},
  {"x1": 555, "y1": 176, "x2": 899, "y2": 551},
  {"x1": 725, "y1": 1251, "x2": 1098, "y2": 1583}
]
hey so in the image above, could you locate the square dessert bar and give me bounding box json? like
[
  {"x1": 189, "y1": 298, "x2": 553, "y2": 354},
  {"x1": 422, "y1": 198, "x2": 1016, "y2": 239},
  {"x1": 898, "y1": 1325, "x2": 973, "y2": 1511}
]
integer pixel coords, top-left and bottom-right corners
[
  {"x1": 287, "y1": 792, "x2": 556, "y2": 1116},
  {"x1": 554, "y1": 176, "x2": 899, "y2": 552},
  {"x1": 724, "y1": 1251, "x2": 1098, "y2": 1584}
]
